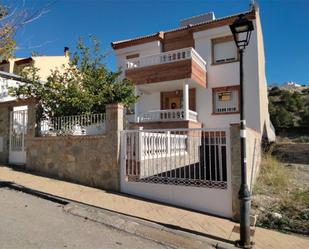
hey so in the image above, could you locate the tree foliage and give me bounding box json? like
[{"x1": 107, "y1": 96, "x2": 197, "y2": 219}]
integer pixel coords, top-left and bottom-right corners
[
  {"x1": 270, "y1": 106, "x2": 294, "y2": 129},
  {"x1": 268, "y1": 87, "x2": 308, "y2": 130},
  {"x1": 9, "y1": 36, "x2": 138, "y2": 117},
  {"x1": 300, "y1": 107, "x2": 309, "y2": 127},
  {"x1": 0, "y1": 3, "x2": 48, "y2": 60},
  {"x1": 0, "y1": 4, "x2": 15, "y2": 59}
]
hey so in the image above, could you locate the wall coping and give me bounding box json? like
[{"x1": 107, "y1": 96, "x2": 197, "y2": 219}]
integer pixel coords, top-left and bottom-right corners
[
  {"x1": 28, "y1": 134, "x2": 107, "y2": 141},
  {"x1": 106, "y1": 103, "x2": 124, "y2": 109}
]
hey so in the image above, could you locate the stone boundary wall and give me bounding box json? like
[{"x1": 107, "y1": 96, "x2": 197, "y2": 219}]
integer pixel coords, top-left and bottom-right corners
[
  {"x1": 230, "y1": 124, "x2": 262, "y2": 220},
  {"x1": 26, "y1": 104, "x2": 123, "y2": 191},
  {"x1": 0, "y1": 105, "x2": 10, "y2": 163}
]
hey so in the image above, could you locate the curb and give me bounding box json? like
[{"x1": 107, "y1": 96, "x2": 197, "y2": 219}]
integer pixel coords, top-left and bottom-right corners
[
  {"x1": 0, "y1": 181, "x2": 68, "y2": 205},
  {"x1": 1, "y1": 181, "x2": 237, "y2": 249},
  {"x1": 64, "y1": 203, "x2": 237, "y2": 249}
]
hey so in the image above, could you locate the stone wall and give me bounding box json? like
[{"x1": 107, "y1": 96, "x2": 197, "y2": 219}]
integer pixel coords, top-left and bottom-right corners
[
  {"x1": 230, "y1": 124, "x2": 241, "y2": 219},
  {"x1": 0, "y1": 105, "x2": 10, "y2": 163},
  {"x1": 26, "y1": 104, "x2": 123, "y2": 191},
  {"x1": 230, "y1": 124, "x2": 262, "y2": 220}
]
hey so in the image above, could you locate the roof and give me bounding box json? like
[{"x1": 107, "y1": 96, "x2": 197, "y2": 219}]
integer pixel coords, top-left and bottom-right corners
[
  {"x1": 0, "y1": 71, "x2": 22, "y2": 81},
  {"x1": 14, "y1": 57, "x2": 33, "y2": 65},
  {"x1": 111, "y1": 9, "x2": 255, "y2": 50},
  {"x1": 0, "y1": 60, "x2": 9, "y2": 65}
]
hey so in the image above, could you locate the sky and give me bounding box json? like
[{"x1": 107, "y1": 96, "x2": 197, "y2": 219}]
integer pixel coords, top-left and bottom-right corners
[{"x1": 4, "y1": 0, "x2": 309, "y2": 85}]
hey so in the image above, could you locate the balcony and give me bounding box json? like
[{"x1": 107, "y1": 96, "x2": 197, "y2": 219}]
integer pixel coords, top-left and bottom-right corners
[
  {"x1": 129, "y1": 108, "x2": 202, "y2": 130},
  {"x1": 136, "y1": 109, "x2": 198, "y2": 123},
  {"x1": 125, "y1": 47, "x2": 207, "y2": 88}
]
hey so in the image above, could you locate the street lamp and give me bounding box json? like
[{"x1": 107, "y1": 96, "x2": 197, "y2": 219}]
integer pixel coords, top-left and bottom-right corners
[{"x1": 230, "y1": 14, "x2": 254, "y2": 249}]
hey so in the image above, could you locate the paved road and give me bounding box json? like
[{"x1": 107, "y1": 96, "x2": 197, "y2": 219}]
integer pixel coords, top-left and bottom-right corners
[{"x1": 0, "y1": 188, "x2": 172, "y2": 249}]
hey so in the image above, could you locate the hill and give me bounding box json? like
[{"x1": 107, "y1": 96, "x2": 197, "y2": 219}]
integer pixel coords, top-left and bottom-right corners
[{"x1": 268, "y1": 86, "x2": 309, "y2": 134}]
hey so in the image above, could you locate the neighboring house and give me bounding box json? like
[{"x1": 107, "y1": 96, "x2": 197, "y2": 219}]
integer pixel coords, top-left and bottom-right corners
[
  {"x1": 112, "y1": 5, "x2": 275, "y2": 142},
  {"x1": 0, "y1": 71, "x2": 22, "y2": 103},
  {"x1": 0, "y1": 47, "x2": 70, "y2": 81},
  {"x1": 0, "y1": 48, "x2": 70, "y2": 165}
]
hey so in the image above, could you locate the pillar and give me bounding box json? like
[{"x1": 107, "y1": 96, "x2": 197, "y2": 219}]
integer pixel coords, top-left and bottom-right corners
[
  {"x1": 183, "y1": 81, "x2": 189, "y2": 120},
  {"x1": 105, "y1": 103, "x2": 124, "y2": 191}
]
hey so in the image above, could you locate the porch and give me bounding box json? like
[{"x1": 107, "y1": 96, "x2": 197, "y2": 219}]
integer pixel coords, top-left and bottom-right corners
[{"x1": 128, "y1": 80, "x2": 203, "y2": 129}]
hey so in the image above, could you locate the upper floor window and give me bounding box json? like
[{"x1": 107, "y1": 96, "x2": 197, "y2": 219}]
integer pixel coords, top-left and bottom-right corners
[
  {"x1": 211, "y1": 36, "x2": 238, "y2": 65},
  {"x1": 126, "y1": 53, "x2": 139, "y2": 60},
  {"x1": 212, "y1": 85, "x2": 240, "y2": 114},
  {"x1": 126, "y1": 53, "x2": 139, "y2": 69}
]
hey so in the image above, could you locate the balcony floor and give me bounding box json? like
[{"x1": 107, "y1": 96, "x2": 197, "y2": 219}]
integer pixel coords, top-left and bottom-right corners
[
  {"x1": 126, "y1": 59, "x2": 206, "y2": 89},
  {"x1": 129, "y1": 120, "x2": 202, "y2": 130}
]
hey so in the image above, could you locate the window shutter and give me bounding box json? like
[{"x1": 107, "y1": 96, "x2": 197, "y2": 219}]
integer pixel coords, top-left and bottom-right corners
[{"x1": 214, "y1": 41, "x2": 237, "y2": 63}]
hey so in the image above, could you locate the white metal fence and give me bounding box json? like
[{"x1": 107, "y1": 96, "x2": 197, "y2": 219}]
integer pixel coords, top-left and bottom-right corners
[
  {"x1": 39, "y1": 113, "x2": 106, "y2": 136},
  {"x1": 122, "y1": 128, "x2": 229, "y2": 189},
  {"x1": 125, "y1": 47, "x2": 207, "y2": 70}
]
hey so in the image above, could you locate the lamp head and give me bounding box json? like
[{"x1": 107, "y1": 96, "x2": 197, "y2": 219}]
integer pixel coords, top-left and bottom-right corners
[{"x1": 230, "y1": 14, "x2": 254, "y2": 49}]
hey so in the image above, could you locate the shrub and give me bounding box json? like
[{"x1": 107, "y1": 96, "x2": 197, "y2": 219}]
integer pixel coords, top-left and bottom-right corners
[{"x1": 255, "y1": 154, "x2": 288, "y2": 194}]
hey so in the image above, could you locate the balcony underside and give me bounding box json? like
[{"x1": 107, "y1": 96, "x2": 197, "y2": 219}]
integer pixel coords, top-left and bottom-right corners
[
  {"x1": 125, "y1": 59, "x2": 206, "y2": 88},
  {"x1": 129, "y1": 120, "x2": 202, "y2": 130}
]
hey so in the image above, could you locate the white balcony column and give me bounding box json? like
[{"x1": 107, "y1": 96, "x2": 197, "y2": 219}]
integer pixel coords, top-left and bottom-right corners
[
  {"x1": 134, "y1": 87, "x2": 140, "y2": 123},
  {"x1": 183, "y1": 81, "x2": 189, "y2": 120}
]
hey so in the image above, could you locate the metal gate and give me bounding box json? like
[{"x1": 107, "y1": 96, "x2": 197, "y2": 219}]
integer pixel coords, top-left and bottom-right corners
[
  {"x1": 9, "y1": 108, "x2": 28, "y2": 164},
  {"x1": 120, "y1": 128, "x2": 233, "y2": 218}
]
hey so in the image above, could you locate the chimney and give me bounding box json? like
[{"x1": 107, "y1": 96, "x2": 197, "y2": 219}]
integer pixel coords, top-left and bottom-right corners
[{"x1": 64, "y1": 47, "x2": 69, "y2": 57}]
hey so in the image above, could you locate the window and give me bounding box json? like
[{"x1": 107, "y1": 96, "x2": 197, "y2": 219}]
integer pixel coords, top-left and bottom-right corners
[
  {"x1": 212, "y1": 36, "x2": 238, "y2": 65},
  {"x1": 212, "y1": 86, "x2": 240, "y2": 114},
  {"x1": 126, "y1": 53, "x2": 139, "y2": 60}
]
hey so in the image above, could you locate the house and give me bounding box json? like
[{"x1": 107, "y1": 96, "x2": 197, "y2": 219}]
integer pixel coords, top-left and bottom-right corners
[
  {"x1": 0, "y1": 48, "x2": 70, "y2": 165},
  {"x1": 0, "y1": 47, "x2": 70, "y2": 81},
  {"x1": 111, "y1": 5, "x2": 275, "y2": 142}
]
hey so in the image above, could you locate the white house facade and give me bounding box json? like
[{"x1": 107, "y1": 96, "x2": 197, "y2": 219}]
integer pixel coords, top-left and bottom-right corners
[{"x1": 112, "y1": 6, "x2": 275, "y2": 142}]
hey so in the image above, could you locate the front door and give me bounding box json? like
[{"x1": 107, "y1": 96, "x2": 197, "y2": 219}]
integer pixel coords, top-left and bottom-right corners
[
  {"x1": 161, "y1": 89, "x2": 196, "y2": 111},
  {"x1": 168, "y1": 96, "x2": 181, "y2": 109},
  {"x1": 9, "y1": 107, "x2": 28, "y2": 165},
  {"x1": 161, "y1": 91, "x2": 182, "y2": 110}
]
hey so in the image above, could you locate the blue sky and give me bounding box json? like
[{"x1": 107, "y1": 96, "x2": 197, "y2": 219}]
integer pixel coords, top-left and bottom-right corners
[{"x1": 5, "y1": 0, "x2": 309, "y2": 85}]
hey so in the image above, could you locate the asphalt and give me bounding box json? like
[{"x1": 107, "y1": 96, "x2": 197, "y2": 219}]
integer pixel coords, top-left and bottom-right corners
[{"x1": 0, "y1": 187, "x2": 174, "y2": 249}]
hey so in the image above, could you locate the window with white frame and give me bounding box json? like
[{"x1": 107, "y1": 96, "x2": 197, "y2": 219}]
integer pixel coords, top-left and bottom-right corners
[
  {"x1": 212, "y1": 36, "x2": 238, "y2": 64},
  {"x1": 213, "y1": 86, "x2": 239, "y2": 114}
]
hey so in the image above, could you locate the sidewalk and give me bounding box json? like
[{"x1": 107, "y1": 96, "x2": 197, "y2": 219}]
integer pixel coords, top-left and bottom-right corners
[{"x1": 0, "y1": 165, "x2": 308, "y2": 249}]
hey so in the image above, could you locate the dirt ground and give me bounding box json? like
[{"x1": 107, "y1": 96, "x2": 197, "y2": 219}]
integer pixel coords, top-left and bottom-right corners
[{"x1": 252, "y1": 162, "x2": 309, "y2": 235}]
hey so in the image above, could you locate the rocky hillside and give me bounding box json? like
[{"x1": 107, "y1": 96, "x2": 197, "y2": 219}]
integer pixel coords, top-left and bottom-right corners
[{"x1": 268, "y1": 86, "x2": 309, "y2": 132}]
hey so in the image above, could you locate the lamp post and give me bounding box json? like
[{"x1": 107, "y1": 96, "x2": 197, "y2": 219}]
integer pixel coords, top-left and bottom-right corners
[{"x1": 230, "y1": 14, "x2": 254, "y2": 249}]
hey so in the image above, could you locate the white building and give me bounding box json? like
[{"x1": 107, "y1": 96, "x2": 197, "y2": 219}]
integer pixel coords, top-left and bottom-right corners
[
  {"x1": 112, "y1": 5, "x2": 275, "y2": 142},
  {"x1": 0, "y1": 72, "x2": 22, "y2": 103}
]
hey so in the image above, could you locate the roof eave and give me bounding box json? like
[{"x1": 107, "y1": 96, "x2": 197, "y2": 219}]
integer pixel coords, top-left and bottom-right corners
[{"x1": 111, "y1": 9, "x2": 256, "y2": 50}]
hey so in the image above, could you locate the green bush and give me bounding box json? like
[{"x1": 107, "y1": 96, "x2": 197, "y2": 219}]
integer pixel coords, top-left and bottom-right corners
[{"x1": 300, "y1": 108, "x2": 309, "y2": 127}]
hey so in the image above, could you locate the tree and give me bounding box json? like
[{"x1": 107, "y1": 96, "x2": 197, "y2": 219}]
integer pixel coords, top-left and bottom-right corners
[
  {"x1": 0, "y1": 3, "x2": 48, "y2": 60},
  {"x1": 268, "y1": 86, "x2": 281, "y2": 96},
  {"x1": 300, "y1": 107, "x2": 309, "y2": 127},
  {"x1": 9, "y1": 36, "x2": 138, "y2": 118},
  {"x1": 270, "y1": 106, "x2": 294, "y2": 129},
  {"x1": 0, "y1": 4, "x2": 15, "y2": 59}
]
